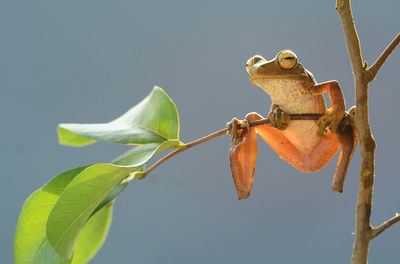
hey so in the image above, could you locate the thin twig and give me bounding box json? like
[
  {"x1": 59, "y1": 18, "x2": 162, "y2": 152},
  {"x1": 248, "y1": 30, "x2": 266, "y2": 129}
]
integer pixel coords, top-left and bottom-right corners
[
  {"x1": 371, "y1": 213, "x2": 400, "y2": 240},
  {"x1": 367, "y1": 33, "x2": 400, "y2": 82},
  {"x1": 140, "y1": 128, "x2": 227, "y2": 178},
  {"x1": 368, "y1": 209, "x2": 400, "y2": 241},
  {"x1": 248, "y1": 113, "x2": 323, "y2": 127},
  {"x1": 139, "y1": 113, "x2": 323, "y2": 178}
]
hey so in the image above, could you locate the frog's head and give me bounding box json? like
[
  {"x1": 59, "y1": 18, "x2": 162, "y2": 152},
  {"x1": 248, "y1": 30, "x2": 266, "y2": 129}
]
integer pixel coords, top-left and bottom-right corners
[{"x1": 246, "y1": 50, "x2": 316, "y2": 90}]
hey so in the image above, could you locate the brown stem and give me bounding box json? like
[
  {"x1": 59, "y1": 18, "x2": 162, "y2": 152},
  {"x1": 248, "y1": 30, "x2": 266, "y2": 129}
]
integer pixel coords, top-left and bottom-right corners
[
  {"x1": 371, "y1": 213, "x2": 400, "y2": 240},
  {"x1": 336, "y1": 1, "x2": 374, "y2": 262},
  {"x1": 248, "y1": 113, "x2": 323, "y2": 127},
  {"x1": 367, "y1": 33, "x2": 400, "y2": 82},
  {"x1": 336, "y1": 0, "x2": 399, "y2": 263},
  {"x1": 139, "y1": 113, "x2": 323, "y2": 178},
  {"x1": 140, "y1": 128, "x2": 227, "y2": 178}
]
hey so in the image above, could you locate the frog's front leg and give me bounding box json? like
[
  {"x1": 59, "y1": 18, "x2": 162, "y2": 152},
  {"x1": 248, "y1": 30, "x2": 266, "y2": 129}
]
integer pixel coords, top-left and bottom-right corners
[
  {"x1": 305, "y1": 81, "x2": 358, "y2": 192},
  {"x1": 306, "y1": 80, "x2": 346, "y2": 135}
]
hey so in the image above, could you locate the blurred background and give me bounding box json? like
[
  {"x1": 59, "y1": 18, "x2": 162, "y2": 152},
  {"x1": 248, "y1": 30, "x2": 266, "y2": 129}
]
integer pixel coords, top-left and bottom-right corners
[{"x1": 2, "y1": 0, "x2": 399, "y2": 263}]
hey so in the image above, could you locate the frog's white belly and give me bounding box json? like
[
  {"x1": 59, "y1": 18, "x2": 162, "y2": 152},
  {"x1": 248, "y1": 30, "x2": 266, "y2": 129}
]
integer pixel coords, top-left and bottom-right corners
[
  {"x1": 282, "y1": 120, "x2": 322, "y2": 157},
  {"x1": 259, "y1": 79, "x2": 326, "y2": 157}
]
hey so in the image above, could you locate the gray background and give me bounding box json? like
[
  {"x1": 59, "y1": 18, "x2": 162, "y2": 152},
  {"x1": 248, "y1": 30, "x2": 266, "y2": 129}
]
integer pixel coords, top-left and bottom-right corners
[{"x1": 2, "y1": 0, "x2": 399, "y2": 263}]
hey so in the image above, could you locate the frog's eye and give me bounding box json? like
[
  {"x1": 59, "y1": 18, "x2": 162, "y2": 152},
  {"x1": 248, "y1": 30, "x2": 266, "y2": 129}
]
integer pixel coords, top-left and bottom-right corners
[
  {"x1": 246, "y1": 55, "x2": 264, "y2": 74},
  {"x1": 277, "y1": 50, "x2": 298, "y2": 70}
]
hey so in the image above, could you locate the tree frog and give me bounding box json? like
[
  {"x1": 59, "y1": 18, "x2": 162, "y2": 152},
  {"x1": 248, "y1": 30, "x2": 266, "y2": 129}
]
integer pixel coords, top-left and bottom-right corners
[{"x1": 228, "y1": 50, "x2": 357, "y2": 199}]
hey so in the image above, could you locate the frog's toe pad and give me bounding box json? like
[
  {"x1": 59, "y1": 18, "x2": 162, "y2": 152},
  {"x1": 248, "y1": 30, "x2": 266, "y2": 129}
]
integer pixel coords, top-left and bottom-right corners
[
  {"x1": 268, "y1": 107, "x2": 290, "y2": 130},
  {"x1": 245, "y1": 112, "x2": 262, "y2": 122},
  {"x1": 316, "y1": 112, "x2": 345, "y2": 135},
  {"x1": 226, "y1": 118, "x2": 240, "y2": 137}
]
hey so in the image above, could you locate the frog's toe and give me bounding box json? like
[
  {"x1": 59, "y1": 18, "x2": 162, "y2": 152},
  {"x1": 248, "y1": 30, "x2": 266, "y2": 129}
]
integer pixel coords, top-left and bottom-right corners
[
  {"x1": 317, "y1": 126, "x2": 328, "y2": 137},
  {"x1": 316, "y1": 115, "x2": 330, "y2": 136},
  {"x1": 245, "y1": 112, "x2": 262, "y2": 122},
  {"x1": 226, "y1": 118, "x2": 240, "y2": 137},
  {"x1": 329, "y1": 119, "x2": 341, "y2": 133},
  {"x1": 267, "y1": 111, "x2": 276, "y2": 127},
  {"x1": 241, "y1": 119, "x2": 250, "y2": 129},
  {"x1": 316, "y1": 111, "x2": 345, "y2": 136},
  {"x1": 279, "y1": 110, "x2": 291, "y2": 129},
  {"x1": 268, "y1": 108, "x2": 290, "y2": 130},
  {"x1": 337, "y1": 108, "x2": 355, "y2": 132}
]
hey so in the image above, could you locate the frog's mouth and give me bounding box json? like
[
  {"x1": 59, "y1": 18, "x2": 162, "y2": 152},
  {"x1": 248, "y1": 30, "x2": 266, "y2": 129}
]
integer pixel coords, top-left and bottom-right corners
[
  {"x1": 250, "y1": 78, "x2": 288, "y2": 91},
  {"x1": 250, "y1": 78, "x2": 317, "y2": 100},
  {"x1": 249, "y1": 75, "x2": 309, "y2": 88},
  {"x1": 250, "y1": 71, "x2": 314, "y2": 88}
]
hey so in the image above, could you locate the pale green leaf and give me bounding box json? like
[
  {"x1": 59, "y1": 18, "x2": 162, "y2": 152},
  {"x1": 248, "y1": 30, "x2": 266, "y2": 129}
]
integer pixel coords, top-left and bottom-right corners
[
  {"x1": 58, "y1": 86, "x2": 180, "y2": 146},
  {"x1": 71, "y1": 204, "x2": 113, "y2": 264},
  {"x1": 46, "y1": 164, "x2": 134, "y2": 259},
  {"x1": 14, "y1": 166, "x2": 88, "y2": 264},
  {"x1": 90, "y1": 182, "x2": 127, "y2": 217},
  {"x1": 15, "y1": 139, "x2": 180, "y2": 263},
  {"x1": 14, "y1": 166, "x2": 125, "y2": 264},
  {"x1": 58, "y1": 127, "x2": 97, "y2": 147},
  {"x1": 17, "y1": 89, "x2": 183, "y2": 262},
  {"x1": 112, "y1": 140, "x2": 182, "y2": 166},
  {"x1": 91, "y1": 140, "x2": 182, "y2": 215}
]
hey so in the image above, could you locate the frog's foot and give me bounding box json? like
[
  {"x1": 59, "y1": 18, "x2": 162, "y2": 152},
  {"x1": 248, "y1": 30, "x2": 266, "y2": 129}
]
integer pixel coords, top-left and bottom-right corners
[
  {"x1": 227, "y1": 118, "x2": 242, "y2": 144},
  {"x1": 337, "y1": 106, "x2": 356, "y2": 132},
  {"x1": 316, "y1": 110, "x2": 345, "y2": 136},
  {"x1": 267, "y1": 107, "x2": 291, "y2": 130},
  {"x1": 226, "y1": 118, "x2": 240, "y2": 137}
]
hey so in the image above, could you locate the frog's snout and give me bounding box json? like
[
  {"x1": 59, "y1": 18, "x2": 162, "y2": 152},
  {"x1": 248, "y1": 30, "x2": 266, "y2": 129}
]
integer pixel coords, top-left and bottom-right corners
[{"x1": 246, "y1": 55, "x2": 265, "y2": 75}]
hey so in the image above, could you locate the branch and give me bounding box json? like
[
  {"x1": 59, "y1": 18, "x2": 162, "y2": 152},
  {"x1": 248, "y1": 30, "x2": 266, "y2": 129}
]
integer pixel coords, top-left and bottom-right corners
[
  {"x1": 370, "y1": 213, "x2": 400, "y2": 240},
  {"x1": 248, "y1": 113, "x2": 323, "y2": 127},
  {"x1": 336, "y1": 0, "x2": 377, "y2": 263},
  {"x1": 367, "y1": 33, "x2": 400, "y2": 82},
  {"x1": 336, "y1": 0, "x2": 364, "y2": 75},
  {"x1": 137, "y1": 113, "x2": 323, "y2": 179},
  {"x1": 138, "y1": 128, "x2": 227, "y2": 178}
]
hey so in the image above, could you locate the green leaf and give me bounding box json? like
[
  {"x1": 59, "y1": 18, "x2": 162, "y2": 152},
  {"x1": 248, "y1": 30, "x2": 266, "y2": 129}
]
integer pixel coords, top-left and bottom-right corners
[
  {"x1": 90, "y1": 182, "x2": 127, "y2": 217},
  {"x1": 15, "y1": 166, "x2": 129, "y2": 264},
  {"x1": 58, "y1": 127, "x2": 97, "y2": 147},
  {"x1": 17, "y1": 86, "x2": 184, "y2": 262},
  {"x1": 14, "y1": 166, "x2": 88, "y2": 264},
  {"x1": 71, "y1": 204, "x2": 113, "y2": 264},
  {"x1": 58, "y1": 86, "x2": 180, "y2": 146},
  {"x1": 16, "y1": 139, "x2": 179, "y2": 263},
  {"x1": 27, "y1": 243, "x2": 70, "y2": 264},
  {"x1": 46, "y1": 164, "x2": 134, "y2": 259},
  {"x1": 15, "y1": 204, "x2": 113, "y2": 264},
  {"x1": 91, "y1": 140, "x2": 182, "y2": 215},
  {"x1": 112, "y1": 140, "x2": 182, "y2": 166}
]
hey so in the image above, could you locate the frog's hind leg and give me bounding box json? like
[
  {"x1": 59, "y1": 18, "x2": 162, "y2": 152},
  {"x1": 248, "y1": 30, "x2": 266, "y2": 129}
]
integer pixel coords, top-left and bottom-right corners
[
  {"x1": 246, "y1": 111, "x2": 356, "y2": 193},
  {"x1": 255, "y1": 124, "x2": 307, "y2": 171},
  {"x1": 228, "y1": 118, "x2": 258, "y2": 200},
  {"x1": 248, "y1": 111, "x2": 341, "y2": 173},
  {"x1": 246, "y1": 112, "x2": 319, "y2": 172},
  {"x1": 331, "y1": 124, "x2": 358, "y2": 193},
  {"x1": 302, "y1": 132, "x2": 341, "y2": 173}
]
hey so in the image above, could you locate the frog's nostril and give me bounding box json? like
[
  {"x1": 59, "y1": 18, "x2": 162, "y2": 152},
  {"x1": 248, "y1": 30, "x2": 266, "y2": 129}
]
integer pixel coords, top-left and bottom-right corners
[{"x1": 246, "y1": 58, "x2": 255, "y2": 74}]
